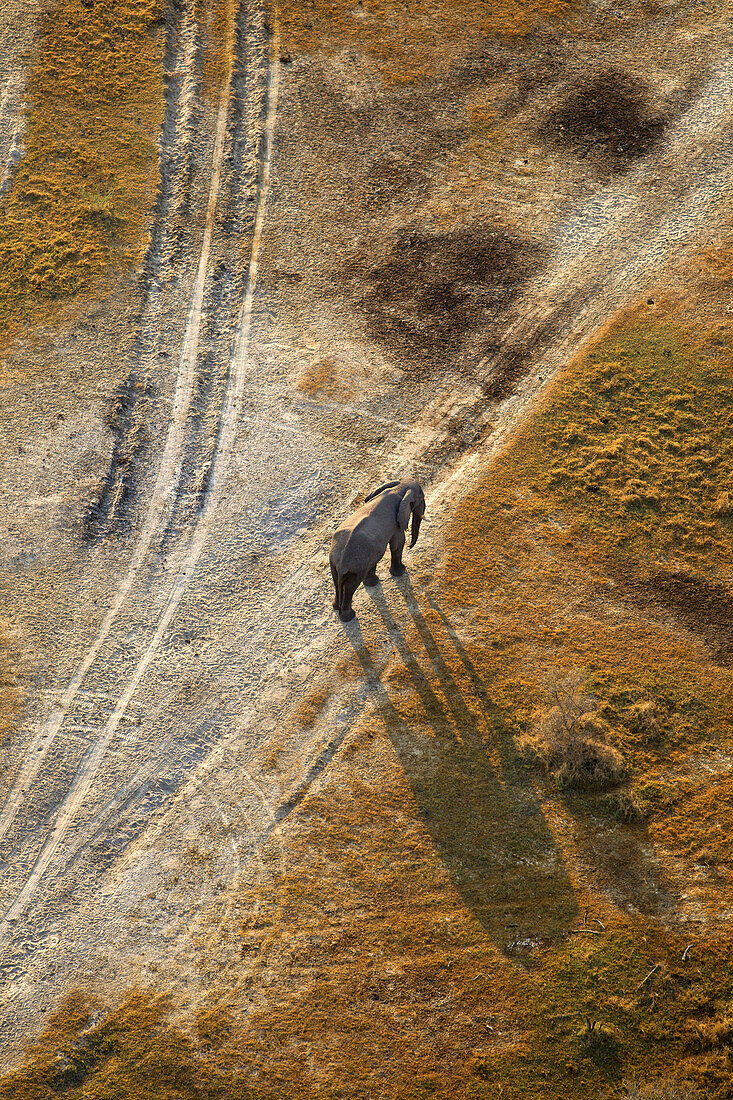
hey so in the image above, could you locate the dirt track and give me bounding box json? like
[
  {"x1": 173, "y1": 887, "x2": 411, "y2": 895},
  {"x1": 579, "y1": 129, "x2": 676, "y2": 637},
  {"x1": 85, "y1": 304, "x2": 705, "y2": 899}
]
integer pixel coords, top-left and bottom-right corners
[{"x1": 1, "y1": 0, "x2": 733, "y2": 1088}]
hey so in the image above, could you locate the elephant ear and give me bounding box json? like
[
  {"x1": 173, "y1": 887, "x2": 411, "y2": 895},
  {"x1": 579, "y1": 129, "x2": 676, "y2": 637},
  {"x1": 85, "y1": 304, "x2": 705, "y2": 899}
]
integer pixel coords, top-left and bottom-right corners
[{"x1": 397, "y1": 490, "x2": 413, "y2": 532}]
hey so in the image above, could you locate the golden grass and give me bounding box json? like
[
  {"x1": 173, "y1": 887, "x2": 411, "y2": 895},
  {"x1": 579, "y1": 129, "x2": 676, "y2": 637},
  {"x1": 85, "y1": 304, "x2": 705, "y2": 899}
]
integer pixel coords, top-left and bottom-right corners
[
  {"x1": 402, "y1": 281, "x2": 733, "y2": 1091},
  {"x1": 0, "y1": 0, "x2": 165, "y2": 341},
  {"x1": 291, "y1": 681, "x2": 331, "y2": 727},
  {"x1": 0, "y1": 989, "x2": 275, "y2": 1099},
  {"x1": 279, "y1": 0, "x2": 580, "y2": 83},
  {"x1": 440, "y1": 304, "x2": 733, "y2": 819},
  {"x1": 200, "y1": 0, "x2": 232, "y2": 100}
]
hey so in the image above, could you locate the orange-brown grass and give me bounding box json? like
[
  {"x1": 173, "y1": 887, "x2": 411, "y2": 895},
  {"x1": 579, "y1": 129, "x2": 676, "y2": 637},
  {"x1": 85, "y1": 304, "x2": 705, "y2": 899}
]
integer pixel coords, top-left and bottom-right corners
[
  {"x1": 291, "y1": 680, "x2": 331, "y2": 727},
  {"x1": 0, "y1": 989, "x2": 274, "y2": 1099},
  {"x1": 199, "y1": 0, "x2": 232, "y2": 101},
  {"x1": 440, "y1": 307, "x2": 733, "y2": 842},
  {"x1": 179, "y1": 586, "x2": 729, "y2": 1096},
  {"x1": 294, "y1": 355, "x2": 352, "y2": 401},
  {"x1": 0, "y1": 618, "x2": 22, "y2": 745},
  {"x1": 406, "y1": 296, "x2": 733, "y2": 1091},
  {"x1": 0, "y1": 0, "x2": 165, "y2": 340},
  {"x1": 279, "y1": 0, "x2": 581, "y2": 83}
]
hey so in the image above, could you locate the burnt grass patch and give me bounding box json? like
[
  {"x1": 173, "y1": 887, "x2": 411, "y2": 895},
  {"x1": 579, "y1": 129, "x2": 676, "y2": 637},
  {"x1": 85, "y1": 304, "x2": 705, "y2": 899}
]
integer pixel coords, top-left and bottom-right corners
[
  {"x1": 351, "y1": 226, "x2": 545, "y2": 379},
  {"x1": 543, "y1": 69, "x2": 667, "y2": 170}
]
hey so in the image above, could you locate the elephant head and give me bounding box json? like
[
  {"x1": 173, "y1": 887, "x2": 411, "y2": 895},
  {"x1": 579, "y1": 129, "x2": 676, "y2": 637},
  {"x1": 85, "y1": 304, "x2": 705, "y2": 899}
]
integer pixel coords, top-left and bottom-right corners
[{"x1": 397, "y1": 480, "x2": 426, "y2": 548}]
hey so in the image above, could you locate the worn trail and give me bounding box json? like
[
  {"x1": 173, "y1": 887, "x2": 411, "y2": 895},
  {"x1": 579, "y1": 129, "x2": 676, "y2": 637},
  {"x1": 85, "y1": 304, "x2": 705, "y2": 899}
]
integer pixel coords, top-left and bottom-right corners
[{"x1": 0, "y1": 1, "x2": 278, "y2": 940}]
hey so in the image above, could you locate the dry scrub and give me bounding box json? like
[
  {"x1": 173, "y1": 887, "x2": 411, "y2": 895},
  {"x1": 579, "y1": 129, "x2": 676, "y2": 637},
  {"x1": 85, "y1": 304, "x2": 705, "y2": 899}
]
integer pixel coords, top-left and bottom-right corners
[
  {"x1": 279, "y1": 0, "x2": 581, "y2": 83},
  {"x1": 0, "y1": 0, "x2": 165, "y2": 337},
  {"x1": 518, "y1": 674, "x2": 627, "y2": 791},
  {"x1": 0, "y1": 990, "x2": 272, "y2": 1099}
]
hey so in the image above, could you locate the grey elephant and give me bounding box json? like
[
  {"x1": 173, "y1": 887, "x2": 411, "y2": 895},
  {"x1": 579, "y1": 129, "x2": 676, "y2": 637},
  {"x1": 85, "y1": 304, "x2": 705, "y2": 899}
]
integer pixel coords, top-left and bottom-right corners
[{"x1": 330, "y1": 478, "x2": 426, "y2": 622}]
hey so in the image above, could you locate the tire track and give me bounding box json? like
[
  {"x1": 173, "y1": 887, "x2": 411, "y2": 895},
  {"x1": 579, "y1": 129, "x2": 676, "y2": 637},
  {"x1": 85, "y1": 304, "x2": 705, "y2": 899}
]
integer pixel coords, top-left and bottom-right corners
[
  {"x1": 0, "y1": 13, "x2": 281, "y2": 942},
  {"x1": 232, "y1": 53, "x2": 733, "y2": 843},
  {"x1": 391, "y1": 53, "x2": 733, "y2": 477},
  {"x1": 83, "y1": 0, "x2": 204, "y2": 539},
  {"x1": 0, "y1": 0, "x2": 231, "y2": 847}
]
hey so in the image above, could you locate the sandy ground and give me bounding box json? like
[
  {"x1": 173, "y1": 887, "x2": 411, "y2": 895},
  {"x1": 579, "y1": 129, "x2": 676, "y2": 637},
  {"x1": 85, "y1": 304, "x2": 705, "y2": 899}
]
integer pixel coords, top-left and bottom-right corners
[{"x1": 1, "y1": 0, "x2": 733, "y2": 1090}]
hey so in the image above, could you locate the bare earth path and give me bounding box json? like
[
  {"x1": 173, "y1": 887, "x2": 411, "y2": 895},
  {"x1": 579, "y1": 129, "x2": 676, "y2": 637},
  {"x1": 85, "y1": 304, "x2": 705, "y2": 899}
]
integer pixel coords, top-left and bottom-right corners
[{"x1": 1, "y1": 0, "x2": 733, "y2": 1081}]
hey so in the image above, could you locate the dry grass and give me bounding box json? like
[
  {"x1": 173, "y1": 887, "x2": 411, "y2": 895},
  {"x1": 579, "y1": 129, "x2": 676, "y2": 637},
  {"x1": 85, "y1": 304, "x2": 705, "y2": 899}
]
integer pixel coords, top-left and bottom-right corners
[
  {"x1": 0, "y1": 989, "x2": 273, "y2": 1099},
  {"x1": 279, "y1": 0, "x2": 581, "y2": 83},
  {"x1": 200, "y1": 0, "x2": 232, "y2": 100},
  {"x1": 294, "y1": 355, "x2": 354, "y2": 401},
  {"x1": 519, "y1": 721, "x2": 627, "y2": 793},
  {"x1": 620, "y1": 1082, "x2": 702, "y2": 1100},
  {"x1": 291, "y1": 681, "x2": 331, "y2": 727},
  {"x1": 420, "y1": 262, "x2": 733, "y2": 1090},
  {"x1": 0, "y1": 618, "x2": 22, "y2": 745},
  {"x1": 0, "y1": 0, "x2": 165, "y2": 340}
]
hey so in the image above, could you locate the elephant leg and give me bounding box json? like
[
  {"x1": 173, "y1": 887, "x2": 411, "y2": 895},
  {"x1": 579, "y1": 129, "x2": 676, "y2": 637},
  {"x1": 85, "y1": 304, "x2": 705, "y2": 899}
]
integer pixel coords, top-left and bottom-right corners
[
  {"x1": 339, "y1": 572, "x2": 360, "y2": 623},
  {"x1": 363, "y1": 562, "x2": 379, "y2": 587},
  {"x1": 330, "y1": 561, "x2": 340, "y2": 611},
  {"x1": 389, "y1": 529, "x2": 406, "y2": 577}
]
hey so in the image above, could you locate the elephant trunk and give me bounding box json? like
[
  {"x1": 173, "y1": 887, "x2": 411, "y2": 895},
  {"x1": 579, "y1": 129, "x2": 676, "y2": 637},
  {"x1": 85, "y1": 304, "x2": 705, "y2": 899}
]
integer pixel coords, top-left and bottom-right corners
[{"x1": 409, "y1": 512, "x2": 422, "y2": 548}]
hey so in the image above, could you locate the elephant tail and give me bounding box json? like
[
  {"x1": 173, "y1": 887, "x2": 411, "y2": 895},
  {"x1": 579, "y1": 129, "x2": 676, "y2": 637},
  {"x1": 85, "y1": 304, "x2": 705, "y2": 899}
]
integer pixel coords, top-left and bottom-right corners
[{"x1": 338, "y1": 575, "x2": 347, "y2": 615}]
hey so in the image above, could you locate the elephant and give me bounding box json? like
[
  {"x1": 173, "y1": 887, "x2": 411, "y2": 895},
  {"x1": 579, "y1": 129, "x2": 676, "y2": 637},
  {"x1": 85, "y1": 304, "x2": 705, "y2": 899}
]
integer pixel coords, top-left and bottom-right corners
[{"x1": 330, "y1": 478, "x2": 426, "y2": 622}]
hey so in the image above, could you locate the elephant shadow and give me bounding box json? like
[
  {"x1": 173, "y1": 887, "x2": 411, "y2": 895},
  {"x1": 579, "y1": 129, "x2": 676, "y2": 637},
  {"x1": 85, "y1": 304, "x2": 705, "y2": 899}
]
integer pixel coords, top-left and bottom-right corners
[{"x1": 342, "y1": 575, "x2": 578, "y2": 952}]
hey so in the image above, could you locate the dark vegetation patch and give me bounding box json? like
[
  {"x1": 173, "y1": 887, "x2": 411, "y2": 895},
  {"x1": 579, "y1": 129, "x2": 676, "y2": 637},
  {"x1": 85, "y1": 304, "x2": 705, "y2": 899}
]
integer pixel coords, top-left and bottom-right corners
[
  {"x1": 542, "y1": 69, "x2": 667, "y2": 170},
  {"x1": 351, "y1": 226, "x2": 545, "y2": 378},
  {"x1": 624, "y1": 570, "x2": 733, "y2": 667}
]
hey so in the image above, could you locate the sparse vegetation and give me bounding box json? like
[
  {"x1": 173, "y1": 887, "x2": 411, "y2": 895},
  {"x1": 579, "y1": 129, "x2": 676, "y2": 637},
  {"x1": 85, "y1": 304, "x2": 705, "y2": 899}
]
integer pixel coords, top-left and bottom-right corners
[
  {"x1": 618, "y1": 1081, "x2": 702, "y2": 1100},
  {"x1": 0, "y1": 618, "x2": 22, "y2": 745},
  {"x1": 431, "y1": 285, "x2": 733, "y2": 1092},
  {"x1": 292, "y1": 681, "x2": 331, "y2": 727},
  {"x1": 280, "y1": 0, "x2": 580, "y2": 82},
  {"x1": 0, "y1": 0, "x2": 164, "y2": 337},
  {"x1": 0, "y1": 990, "x2": 275, "y2": 1100}
]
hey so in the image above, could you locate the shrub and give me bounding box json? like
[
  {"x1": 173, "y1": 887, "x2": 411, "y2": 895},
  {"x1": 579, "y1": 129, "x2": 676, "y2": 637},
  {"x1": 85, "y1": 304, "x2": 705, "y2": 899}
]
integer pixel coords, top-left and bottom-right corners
[{"x1": 518, "y1": 674, "x2": 627, "y2": 790}]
